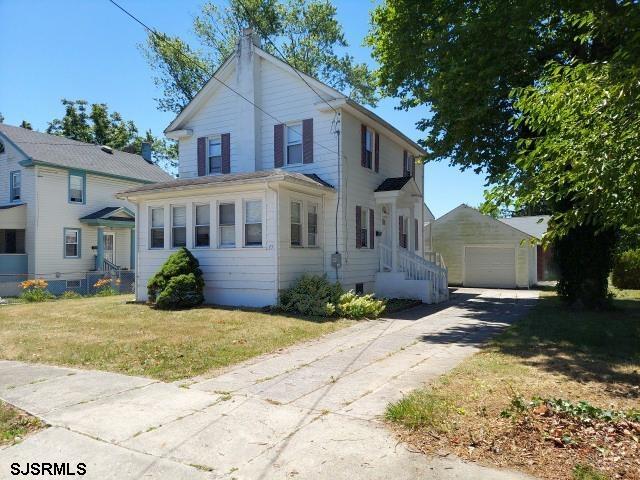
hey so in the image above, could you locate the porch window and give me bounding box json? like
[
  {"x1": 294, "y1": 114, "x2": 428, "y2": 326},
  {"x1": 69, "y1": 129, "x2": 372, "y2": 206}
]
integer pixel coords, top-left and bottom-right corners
[
  {"x1": 194, "y1": 203, "x2": 210, "y2": 247},
  {"x1": 0, "y1": 229, "x2": 25, "y2": 254},
  {"x1": 10, "y1": 171, "x2": 21, "y2": 202},
  {"x1": 290, "y1": 201, "x2": 302, "y2": 246},
  {"x1": 150, "y1": 207, "x2": 164, "y2": 249},
  {"x1": 64, "y1": 228, "x2": 80, "y2": 258},
  {"x1": 244, "y1": 200, "x2": 262, "y2": 246},
  {"x1": 219, "y1": 202, "x2": 235, "y2": 247},
  {"x1": 208, "y1": 137, "x2": 222, "y2": 174},
  {"x1": 307, "y1": 203, "x2": 318, "y2": 247},
  {"x1": 171, "y1": 206, "x2": 187, "y2": 248},
  {"x1": 399, "y1": 215, "x2": 409, "y2": 249},
  {"x1": 68, "y1": 172, "x2": 85, "y2": 204},
  {"x1": 286, "y1": 123, "x2": 303, "y2": 165}
]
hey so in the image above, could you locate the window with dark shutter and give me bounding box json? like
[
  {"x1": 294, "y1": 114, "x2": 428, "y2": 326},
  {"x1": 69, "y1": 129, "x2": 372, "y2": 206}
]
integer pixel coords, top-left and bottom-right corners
[
  {"x1": 374, "y1": 133, "x2": 380, "y2": 172},
  {"x1": 197, "y1": 137, "x2": 206, "y2": 176},
  {"x1": 414, "y1": 218, "x2": 419, "y2": 251},
  {"x1": 221, "y1": 133, "x2": 231, "y2": 174},
  {"x1": 274, "y1": 124, "x2": 284, "y2": 167},
  {"x1": 355, "y1": 206, "x2": 362, "y2": 248},
  {"x1": 302, "y1": 118, "x2": 313, "y2": 164},
  {"x1": 369, "y1": 209, "x2": 375, "y2": 249}
]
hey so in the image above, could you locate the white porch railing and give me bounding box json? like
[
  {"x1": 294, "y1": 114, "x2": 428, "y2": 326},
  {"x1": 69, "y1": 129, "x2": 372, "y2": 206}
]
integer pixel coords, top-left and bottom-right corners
[
  {"x1": 379, "y1": 243, "x2": 393, "y2": 271},
  {"x1": 424, "y1": 251, "x2": 446, "y2": 269},
  {"x1": 379, "y1": 246, "x2": 448, "y2": 299}
]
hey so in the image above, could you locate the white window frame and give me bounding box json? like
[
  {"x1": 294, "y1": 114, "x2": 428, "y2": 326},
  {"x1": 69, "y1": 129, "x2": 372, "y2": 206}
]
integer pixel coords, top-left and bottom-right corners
[
  {"x1": 307, "y1": 203, "x2": 319, "y2": 247},
  {"x1": 290, "y1": 200, "x2": 303, "y2": 247},
  {"x1": 68, "y1": 172, "x2": 85, "y2": 204},
  {"x1": 218, "y1": 202, "x2": 236, "y2": 248},
  {"x1": 171, "y1": 205, "x2": 187, "y2": 248},
  {"x1": 286, "y1": 122, "x2": 303, "y2": 165},
  {"x1": 64, "y1": 228, "x2": 80, "y2": 258},
  {"x1": 403, "y1": 153, "x2": 413, "y2": 177},
  {"x1": 10, "y1": 171, "x2": 21, "y2": 202},
  {"x1": 149, "y1": 207, "x2": 165, "y2": 249},
  {"x1": 244, "y1": 199, "x2": 263, "y2": 247},
  {"x1": 208, "y1": 136, "x2": 222, "y2": 175},
  {"x1": 193, "y1": 203, "x2": 210, "y2": 248}
]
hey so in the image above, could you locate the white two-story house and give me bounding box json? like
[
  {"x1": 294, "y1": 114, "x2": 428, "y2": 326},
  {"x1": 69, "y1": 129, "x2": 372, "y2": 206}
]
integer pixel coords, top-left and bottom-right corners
[
  {"x1": 0, "y1": 124, "x2": 172, "y2": 295},
  {"x1": 119, "y1": 29, "x2": 448, "y2": 307}
]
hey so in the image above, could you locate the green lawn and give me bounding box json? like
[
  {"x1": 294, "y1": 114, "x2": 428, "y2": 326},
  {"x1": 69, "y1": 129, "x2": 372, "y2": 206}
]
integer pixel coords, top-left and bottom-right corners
[
  {"x1": 0, "y1": 401, "x2": 44, "y2": 446},
  {"x1": 0, "y1": 296, "x2": 352, "y2": 381},
  {"x1": 387, "y1": 289, "x2": 640, "y2": 480}
]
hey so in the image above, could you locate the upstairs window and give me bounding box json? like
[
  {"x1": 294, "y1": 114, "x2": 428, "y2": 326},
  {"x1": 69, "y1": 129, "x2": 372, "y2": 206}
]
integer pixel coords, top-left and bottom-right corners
[
  {"x1": 171, "y1": 205, "x2": 187, "y2": 248},
  {"x1": 10, "y1": 171, "x2": 21, "y2": 202},
  {"x1": 290, "y1": 201, "x2": 302, "y2": 246},
  {"x1": 208, "y1": 137, "x2": 222, "y2": 174},
  {"x1": 194, "y1": 203, "x2": 210, "y2": 247},
  {"x1": 403, "y1": 151, "x2": 414, "y2": 177},
  {"x1": 307, "y1": 204, "x2": 318, "y2": 247},
  {"x1": 68, "y1": 172, "x2": 85, "y2": 204},
  {"x1": 150, "y1": 207, "x2": 164, "y2": 249},
  {"x1": 219, "y1": 202, "x2": 236, "y2": 247},
  {"x1": 364, "y1": 129, "x2": 373, "y2": 169},
  {"x1": 244, "y1": 200, "x2": 262, "y2": 246},
  {"x1": 286, "y1": 123, "x2": 303, "y2": 165}
]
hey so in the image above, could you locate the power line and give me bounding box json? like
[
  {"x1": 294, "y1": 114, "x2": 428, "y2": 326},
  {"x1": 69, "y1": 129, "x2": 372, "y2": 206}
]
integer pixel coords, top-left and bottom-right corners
[{"x1": 107, "y1": 0, "x2": 339, "y2": 156}]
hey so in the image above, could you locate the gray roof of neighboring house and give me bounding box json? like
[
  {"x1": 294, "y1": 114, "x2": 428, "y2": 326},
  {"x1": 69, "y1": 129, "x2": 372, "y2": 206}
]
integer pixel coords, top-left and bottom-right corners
[
  {"x1": 118, "y1": 170, "x2": 335, "y2": 196},
  {"x1": 0, "y1": 123, "x2": 173, "y2": 184},
  {"x1": 499, "y1": 215, "x2": 550, "y2": 239}
]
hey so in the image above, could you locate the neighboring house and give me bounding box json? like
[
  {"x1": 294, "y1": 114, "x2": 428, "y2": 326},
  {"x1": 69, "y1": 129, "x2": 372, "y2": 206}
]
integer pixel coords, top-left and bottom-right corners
[
  {"x1": 0, "y1": 124, "x2": 172, "y2": 295},
  {"x1": 431, "y1": 204, "x2": 539, "y2": 289},
  {"x1": 118, "y1": 29, "x2": 448, "y2": 307},
  {"x1": 499, "y1": 215, "x2": 556, "y2": 281}
]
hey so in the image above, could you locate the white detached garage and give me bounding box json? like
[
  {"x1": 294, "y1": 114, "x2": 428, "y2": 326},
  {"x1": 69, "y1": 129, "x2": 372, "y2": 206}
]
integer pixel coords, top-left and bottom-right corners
[{"x1": 431, "y1": 205, "x2": 537, "y2": 288}]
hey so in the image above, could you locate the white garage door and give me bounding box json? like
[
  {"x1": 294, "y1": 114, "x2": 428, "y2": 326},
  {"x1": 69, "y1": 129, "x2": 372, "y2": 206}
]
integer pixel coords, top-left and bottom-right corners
[{"x1": 464, "y1": 246, "x2": 516, "y2": 288}]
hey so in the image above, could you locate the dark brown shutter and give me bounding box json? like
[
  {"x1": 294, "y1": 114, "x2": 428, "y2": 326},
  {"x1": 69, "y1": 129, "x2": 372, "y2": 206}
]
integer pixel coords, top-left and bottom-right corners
[
  {"x1": 355, "y1": 206, "x2": 362, "y2": 248},
  {"x1": 403, "y1": 150, "x2": 408, "y2": 176},
  {"x1": 361, "y1": 124, "x2": 367, "y2": 167},
  {"x1": 414, "y1": 218, "x2": 419, "y2": 250},
  {"x1": 399, "y1": 215, "x2": 404, "y2": 248},
  {"x1": 221, "y1": 133, "x2": 231, "y2": 174},
  {"x1": 302, "y1": 118, "x2": 313, "y2": 164},
  {"x1": 411, "y1": 154, "x2": 416, "y2": 178},
  {"x1": 369, "y1": 209, "x2": 375, "y2": 249},
  {"x1": 197, "y1": 137, "x2": 206, "y2": 176},
  {"x1": 274, "y1": 124, "x2": 284, "y2": 168},
  {"x1": 374, "y1": 132, "x2": 380, "y2": 172}
]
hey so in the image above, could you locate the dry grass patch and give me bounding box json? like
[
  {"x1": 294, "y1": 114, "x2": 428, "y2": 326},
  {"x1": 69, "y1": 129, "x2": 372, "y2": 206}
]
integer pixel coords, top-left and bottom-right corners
[
  {"x1": 0, "y1": 296, "x2": 353, "y2": 381},
  {"x1": 0, "y1": 401, "x2": 45, "y2": 446},
  {"x1": 387, "y1": 290, "x2": 640, "y2": 480}
]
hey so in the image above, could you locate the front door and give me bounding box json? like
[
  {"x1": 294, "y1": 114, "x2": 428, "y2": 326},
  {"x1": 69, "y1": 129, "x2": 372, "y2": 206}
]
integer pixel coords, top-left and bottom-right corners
[{"x1": 103, "y1": 233, "x2": 115, "y2": 264}]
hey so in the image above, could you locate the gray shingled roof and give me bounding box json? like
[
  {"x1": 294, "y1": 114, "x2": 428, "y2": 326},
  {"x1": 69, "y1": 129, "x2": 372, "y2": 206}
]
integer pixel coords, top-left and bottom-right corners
[
  {"x1": 499, "y1": 215, "x2": 550, "y2": 239},
  {"x1": 0, "y1": 124, "x2": 173, "y2": 183},
  {"x1": 375, "y1": 176, "x2": 412, "y2": 192},
  {"x1": 118, "y1": 170, "x2": 334, "y2": 196}
]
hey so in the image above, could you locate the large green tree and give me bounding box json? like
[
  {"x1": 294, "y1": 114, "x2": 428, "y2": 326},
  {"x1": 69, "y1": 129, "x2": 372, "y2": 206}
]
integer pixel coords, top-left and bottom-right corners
[
  {"x1": 46, "y1": 99, "x2": 177, "y2": 171},
  {"x1": 142, "y1": 0, "x2": 377, "y2": 113},
  {"x1": 368, "y1": 0, "x2": 640, "y2": 306}
]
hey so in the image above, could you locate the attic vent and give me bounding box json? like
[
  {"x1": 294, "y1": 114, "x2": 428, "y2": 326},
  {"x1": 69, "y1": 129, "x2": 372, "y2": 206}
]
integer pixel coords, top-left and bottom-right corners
[{"x1": 101, "y1": 145, "x2": 113, "y2": 154}]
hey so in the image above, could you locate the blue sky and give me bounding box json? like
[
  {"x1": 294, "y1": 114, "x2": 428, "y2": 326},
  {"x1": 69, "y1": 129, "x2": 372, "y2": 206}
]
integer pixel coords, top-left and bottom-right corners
[{"x1": 0, "y1": 0, "x2": 486, "y2": 217}]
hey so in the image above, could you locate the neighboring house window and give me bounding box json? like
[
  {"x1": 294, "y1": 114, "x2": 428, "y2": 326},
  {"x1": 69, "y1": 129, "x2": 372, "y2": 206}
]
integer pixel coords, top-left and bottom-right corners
[
  {"x1": 403, "y1": 152, "x2": 414, "y2": 177},
  {"x1": 10, "y1": 171, "x2": 21, "y2": 202},
  {"x1": 150, "y1": 207, "x2": 164, "y2": 249},
  {"x1": 208, "y1": 137, "x2": 222, "y2": 174},
  {"x1": 0, "y1": 229, "x2": 25, "y2": 254},
  {"x1": 286, "y1": 123, "x2": 303, "y2": 165},
  {"x1": 194, "y1": 203, "x2": 210, "y2": 247},
  {"x1": 290, "y1": 201, "x2": 302, "y2": 246},
  {"x1": 0, "y1": 140, "x2": 4, "y2": 154},
  {"x1": 360, "y1": 207, "x2": 369, "y2": 248},
  {"x1": 244, "y1": 200, "x2": 262, "y2": 247},
  {"x1": 171, "y1": 205, "x2": 187, "y2": 248},
  {"x1": 219, "y1": 202, "x2": 235, "y2": 247},
  {"x1": 68, "y1": 172, "x2": 85, "y2": 203},
  {"x1": 64, "y1": 228, "x2": 80, "y2": 258},
  {"x1": 307, "y1": 203, "x2": 318, "y2": 247}
]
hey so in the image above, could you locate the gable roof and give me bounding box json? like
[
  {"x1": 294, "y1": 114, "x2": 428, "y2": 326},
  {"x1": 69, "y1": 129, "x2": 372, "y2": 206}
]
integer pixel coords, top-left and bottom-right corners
[
  {"x1": 436, "y1": 204, "x2": 535, "y2": 239},
  {"x1": 0, "y1": 124, "x2": 173, "y2": 184},
  {"x1": 375, "y1": 176, "x2": 412, "y2": 192},
  {"x1": 499, "y1": 215, "x2": 550, "y2": 239},
  {"x1": 164, "y1": 44, "x2": 426, "y2": 156},
  {"x1": 79, "y1": 206, "x2": 134, "y2": 221}
]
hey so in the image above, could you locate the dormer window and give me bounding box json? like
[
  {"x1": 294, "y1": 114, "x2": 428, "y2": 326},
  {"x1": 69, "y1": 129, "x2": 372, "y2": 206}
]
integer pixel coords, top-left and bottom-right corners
[
  {"x1": 286, "y1": 123, "x2": 303, "y2": 165},
  {"x1": 208, "y1": 137, "x2": 222, "y2": 174},
  {"x1": 10, "y1": 171, "x2": 21, "y2": 202}
]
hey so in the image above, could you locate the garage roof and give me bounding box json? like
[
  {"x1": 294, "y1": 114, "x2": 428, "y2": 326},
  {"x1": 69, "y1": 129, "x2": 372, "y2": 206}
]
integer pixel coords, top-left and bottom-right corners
[{"x1": 499, "y1": 215, "x2": 550, "y2": 239}]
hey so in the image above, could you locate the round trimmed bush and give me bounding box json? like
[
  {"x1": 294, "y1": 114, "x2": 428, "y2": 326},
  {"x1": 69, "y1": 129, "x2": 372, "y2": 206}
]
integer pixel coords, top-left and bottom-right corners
[
  {"x1": 612, "y1": 249, "x2": 640, "y2": 290},
  {"x1": 147, "y1": 247, "x2": 204, "y2": 309},
  {"x1": 279, "y1": 274, "x2": 343, "y2": 317}
]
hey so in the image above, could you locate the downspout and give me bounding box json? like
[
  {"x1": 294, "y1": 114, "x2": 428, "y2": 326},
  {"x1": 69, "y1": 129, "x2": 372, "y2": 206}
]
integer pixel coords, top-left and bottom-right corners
[{"x1": 267, "y1": 182, "x2": 279, "y2": 303}]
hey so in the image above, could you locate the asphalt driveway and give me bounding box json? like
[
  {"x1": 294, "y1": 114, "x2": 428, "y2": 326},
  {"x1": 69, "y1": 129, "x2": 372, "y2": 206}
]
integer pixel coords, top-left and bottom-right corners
[{"x1": 0, "y1": 288, "x2": 538, "y2": 479}]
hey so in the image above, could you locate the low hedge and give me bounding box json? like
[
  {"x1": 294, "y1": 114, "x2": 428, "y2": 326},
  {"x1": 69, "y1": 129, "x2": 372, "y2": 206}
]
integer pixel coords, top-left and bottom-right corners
[{"x1": 612, "y1": 249, "x2": 640, "y2": 290}]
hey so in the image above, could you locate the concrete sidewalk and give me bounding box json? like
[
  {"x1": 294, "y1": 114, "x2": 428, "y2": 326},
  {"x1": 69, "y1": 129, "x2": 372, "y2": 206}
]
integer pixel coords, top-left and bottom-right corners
[{"x1": 0, "y1": 288, "x2": 538, "y2": 479}]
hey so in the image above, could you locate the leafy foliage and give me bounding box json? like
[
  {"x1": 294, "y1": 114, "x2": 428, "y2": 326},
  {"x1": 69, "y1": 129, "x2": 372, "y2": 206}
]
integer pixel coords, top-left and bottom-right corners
[
  {"x1": 59, "y1": 290, "x2": 83, "y2": 300},
  {"x1": 46, "y1": 99, "x2": 177, "y2": 170},
  {"x1": 612, "y1": 249, "x2": 640, "y2": 290},
  {"x1": 142, "y1": 0, "x2": 377, "y2": 114},
  {"x1": 147, "y1": 248, "x2": 204, "y2": 309},
  {"x1": 278, "y1": 274, "x2": 342, "y2": 317},
  {"x1": 19, "y1": 280, "x2": 54, "y2": 303},
  {"x1": 336, "y1": 291, "x2": 386, "y2": 319}
]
